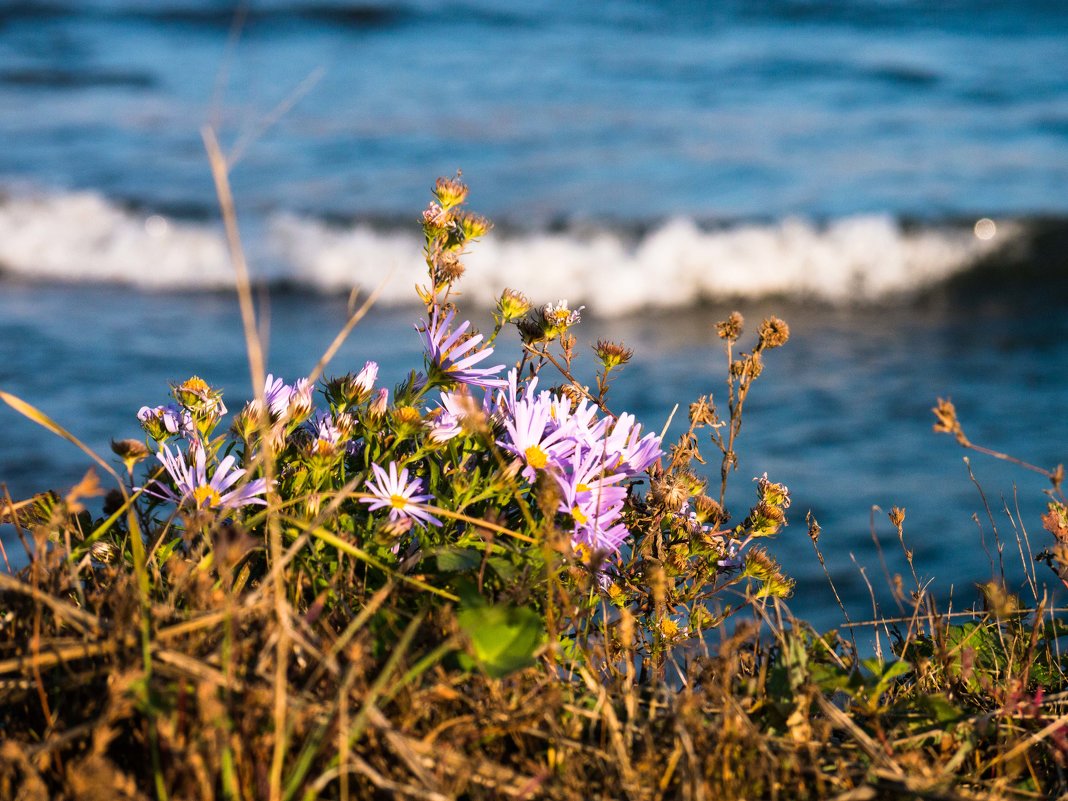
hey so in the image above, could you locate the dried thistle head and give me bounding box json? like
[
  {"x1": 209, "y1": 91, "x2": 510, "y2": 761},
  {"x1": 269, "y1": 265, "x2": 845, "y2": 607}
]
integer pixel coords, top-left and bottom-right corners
[
  {"x1": 757, "y1": 316, "x2": 790, "y2": 349},
  {"x1": 593, "y1": 339, "x2": 633, "y2": 371},
  {"x1": 433, "y1": 174, "x2": 469, "y2": 209},
  {"x1": 716, "y1": 311, "x2": 744, "y2": 342}
]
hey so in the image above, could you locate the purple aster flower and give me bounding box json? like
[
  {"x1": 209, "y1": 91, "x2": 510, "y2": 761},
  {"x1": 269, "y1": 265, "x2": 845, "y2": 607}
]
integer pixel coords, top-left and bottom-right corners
[
  {"x1": 499, "y1": 393, "x2": 574, "y2": 483},
  {"x1": 426, "y1": 408, "x2": 463, "y2": 443},
  {"x1": 353, "y1": 360, "x2": 378, "y2": 395},
  {"x1": 575, "y1": 519, "x2": 630, "y2": 554},
  {"x1": 555, "y1": 446, "x2": 628, "y2": 526},
  {"x1": 417, "y1": 309, "x2": 506, "y2": 389},
  {"x1": 137, "y1": 403, "x2": 194, "y2": 441},
  {"x1": 263, "y1": 373, "x2": 293, "y2": 419},
  {"x1": 601, "y1": 413, "x2": 663, "y2": 475},
  {"x1": 360, "y1": 461, "x2": 442, "y2": 528},
  {"x1": 146, "y1": 444, "x2": 268, "y2": 511}
]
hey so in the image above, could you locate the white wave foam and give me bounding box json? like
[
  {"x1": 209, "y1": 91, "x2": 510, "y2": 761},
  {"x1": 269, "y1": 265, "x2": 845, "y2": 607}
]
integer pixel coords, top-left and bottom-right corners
[{"x1": 0, "y1": 189, "x2": 1013, "y2": 315}]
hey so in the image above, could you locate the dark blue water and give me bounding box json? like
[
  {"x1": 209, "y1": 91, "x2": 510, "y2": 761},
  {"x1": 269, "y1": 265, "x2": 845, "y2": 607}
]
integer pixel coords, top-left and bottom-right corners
[
  {"x1": 2, "y1": 1, "x2": 1067, "y2": 630},
  {"x1": 0, "y1": 0, "x2": 1066, "y2": 220}
]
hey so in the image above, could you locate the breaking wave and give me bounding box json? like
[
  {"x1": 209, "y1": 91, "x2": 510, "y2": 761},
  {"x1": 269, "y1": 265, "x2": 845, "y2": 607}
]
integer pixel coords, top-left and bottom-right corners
[{"x1": 0, "y1": 188, "x2": 1031, "y2": 316}]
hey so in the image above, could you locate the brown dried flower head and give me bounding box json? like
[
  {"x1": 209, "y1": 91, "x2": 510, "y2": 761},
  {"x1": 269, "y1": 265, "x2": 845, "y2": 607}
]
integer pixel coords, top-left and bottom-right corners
[
  {"x1": 688, "y1": 395, "x2": 719, "y2": 427},
  {"x1": 692, "y1": 494, "x2": 726, "y2": 526},
  {"x1": 716, "y1": 311, "x2": 744, "y2": 341},
  {"x1": 433, "y1": 249, "x2": 465, "y2": 284},
  {"x1": 888, "y1": 506, "x2": 906, "y2": 528},
  {"x1": 932, "y1": 397, "x2": 970, "y2": 446},
  {"x1": 757, "y1": 316, "x2": 790, "y2": 349}
]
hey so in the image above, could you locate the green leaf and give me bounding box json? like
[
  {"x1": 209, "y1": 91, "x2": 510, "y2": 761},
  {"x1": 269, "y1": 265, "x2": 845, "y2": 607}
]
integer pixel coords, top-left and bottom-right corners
[
  {"x1": 920, "y1": 694, "x2": 965, "y2": 725},
  {"x1": 486, "y1": 556, "x2": 517, "y2": 581},
  {"x1": 457, "y1": 604, "x2": 545, "y2": 679},
  {"x1": 435, "y1": 547, "x2": 481, "y2": 573}
]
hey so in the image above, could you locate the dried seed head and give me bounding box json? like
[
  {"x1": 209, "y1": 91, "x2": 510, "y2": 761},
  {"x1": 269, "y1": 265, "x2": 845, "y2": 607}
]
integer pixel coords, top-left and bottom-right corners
[
  {"x1": 932, "y1": 397, "x2": 970, "y2": 446},
  {"x1": 716, "y1": 311, "x2": 744, "y2": 341},
  {"x1": 433, "y1": 249, "x2": 465, "y2": 284},
  {"x1": 593, "y1": 339, "x2": 633, "y2": 371},
  {"x1": 757, "y1": 316, "x2": 790, "y2": 349},
  {"x1": 806, "y1": 512, "x2": 821, "y2": 544},
  {"x1": 888, "y1": 506, "x2": 906, "y2": 528},
  {"x1": 688, "y1": 395, "x2": 719, "y2": 427},
  {"x1": 692, "y1": 494, "x2": 726, "y2": 526},
  {"x1": 652, "y1": 469, "x2": 701, "y2": 512}
]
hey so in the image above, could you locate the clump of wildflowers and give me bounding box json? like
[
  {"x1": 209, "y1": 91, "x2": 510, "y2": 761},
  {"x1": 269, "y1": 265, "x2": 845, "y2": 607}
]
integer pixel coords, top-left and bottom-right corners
[{"x1": 119, "y1": 177, "x2": 793, "y2": 684}]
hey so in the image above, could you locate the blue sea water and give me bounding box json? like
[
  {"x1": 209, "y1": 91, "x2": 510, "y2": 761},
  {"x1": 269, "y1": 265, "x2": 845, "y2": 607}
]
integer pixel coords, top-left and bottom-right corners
[{"x1": 1, "y1": 0, "x2": 1067, "y2": 629}]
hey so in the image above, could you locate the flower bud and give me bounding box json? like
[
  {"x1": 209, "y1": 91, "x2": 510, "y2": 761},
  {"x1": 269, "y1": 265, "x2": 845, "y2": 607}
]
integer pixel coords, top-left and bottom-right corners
[
  {"x1": 496, "y1": 288, "x2": 532, "y2": 322},
  {"x1": 111, "y1": 438, "x2": 149, "y2": 473},
  {"x1": 455, "y1": 210, "x2": 491, "y2": 240},
  {"x1": 593, "y1": 339, "x2": 633, "y2": 371}
]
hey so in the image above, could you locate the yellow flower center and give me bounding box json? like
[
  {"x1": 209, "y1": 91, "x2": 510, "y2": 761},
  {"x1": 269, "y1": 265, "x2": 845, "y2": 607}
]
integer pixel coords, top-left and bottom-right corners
[
  {"x1": 525, "y1": 445, "x2": 548, "y2": 470},
  {"x1": 576, "y1": 482, "x2": 590, "y2": 493},
  {"x1": 389, "y1": 494, "x2": 408, "y2": 510},
  {"x1": 193, "y1": 485, "x2": 221, "y2": 509},
  {"x1": 573, "y1": 542, "x2": 591, "y2": 563},
  {"x1": 181, "y1": 376, "x2": 210, "y2": 394},
  {"x1": 571, "y1": 505, "x2": 588, "y2": 525}
]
